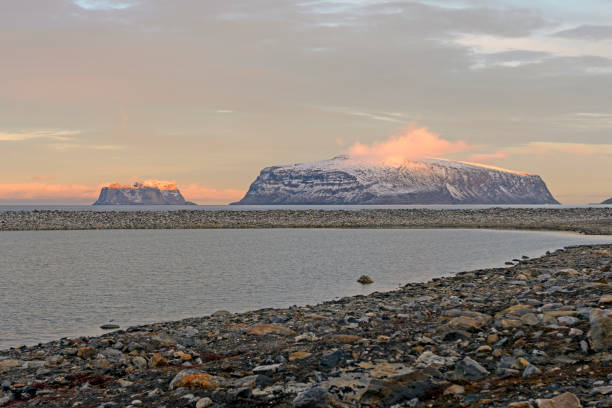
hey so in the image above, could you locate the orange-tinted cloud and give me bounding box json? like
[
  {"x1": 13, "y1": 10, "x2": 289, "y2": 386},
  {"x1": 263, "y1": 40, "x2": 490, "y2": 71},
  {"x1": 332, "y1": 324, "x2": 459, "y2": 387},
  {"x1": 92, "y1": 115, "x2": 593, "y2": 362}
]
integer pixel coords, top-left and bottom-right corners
[
  {"x1": 180, "y1": 184, "x2": 245, "y2": 204},
  {"x1": 0, "y1": 183, "x2": 98, "y2": 201},
  {"x1": 348, "y1": 126, "x2": 471, "y2": 166},
  {"x1": 0, "y1": 181, "x2": 245, "y2": 204}
]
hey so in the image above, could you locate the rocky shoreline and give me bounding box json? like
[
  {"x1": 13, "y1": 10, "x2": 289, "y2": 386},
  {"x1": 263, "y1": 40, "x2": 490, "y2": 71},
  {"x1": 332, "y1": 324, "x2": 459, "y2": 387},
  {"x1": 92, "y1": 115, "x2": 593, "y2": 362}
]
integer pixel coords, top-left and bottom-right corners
[
  {"x1": 1, "y1": 244, "x2": 611, "y2": 407},
  {"x1": 0, "y1": 208, "x2": 611, "y2": 235}
]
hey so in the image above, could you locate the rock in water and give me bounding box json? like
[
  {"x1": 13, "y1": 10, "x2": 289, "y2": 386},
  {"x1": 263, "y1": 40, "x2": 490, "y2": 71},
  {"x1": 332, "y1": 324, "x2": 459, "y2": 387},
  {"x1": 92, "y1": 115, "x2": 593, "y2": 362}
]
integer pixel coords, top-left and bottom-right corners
[
  {"x1": 93, "y1": 181, "x2": 196, "y2": 205},
  {"x1": 232, "y1": 156, "x2": 559, "y2": 205},
  {"x1": 357, "y1": 275, "x2": 374, "y2": 284}
]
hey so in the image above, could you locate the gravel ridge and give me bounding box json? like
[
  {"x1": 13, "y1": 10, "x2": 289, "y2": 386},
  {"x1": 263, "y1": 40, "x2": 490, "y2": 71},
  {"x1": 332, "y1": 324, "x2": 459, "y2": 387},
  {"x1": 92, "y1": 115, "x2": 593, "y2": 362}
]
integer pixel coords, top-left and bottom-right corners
[{"x1": 0, "y1": 208, "x2": 611, "y2": 235}]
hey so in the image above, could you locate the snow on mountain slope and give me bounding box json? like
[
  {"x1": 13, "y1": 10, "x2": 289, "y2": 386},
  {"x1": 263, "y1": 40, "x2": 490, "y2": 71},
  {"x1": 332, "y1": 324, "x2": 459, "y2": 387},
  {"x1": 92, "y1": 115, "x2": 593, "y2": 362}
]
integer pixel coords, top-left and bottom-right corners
[
  {"x1": 93, "y1": 182, "x2": 195, "y2": 205},
  {"x1": 232, "y1": 156, "x2": 559, "y2": 205}
]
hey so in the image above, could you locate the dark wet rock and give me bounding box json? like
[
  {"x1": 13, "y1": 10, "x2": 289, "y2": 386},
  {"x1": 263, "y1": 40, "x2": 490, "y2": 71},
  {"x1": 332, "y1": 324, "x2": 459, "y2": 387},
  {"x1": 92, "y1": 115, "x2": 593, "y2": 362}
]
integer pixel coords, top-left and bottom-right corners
[{"x1": 319, "y1": 350, "x2": 347, "y2": 370}]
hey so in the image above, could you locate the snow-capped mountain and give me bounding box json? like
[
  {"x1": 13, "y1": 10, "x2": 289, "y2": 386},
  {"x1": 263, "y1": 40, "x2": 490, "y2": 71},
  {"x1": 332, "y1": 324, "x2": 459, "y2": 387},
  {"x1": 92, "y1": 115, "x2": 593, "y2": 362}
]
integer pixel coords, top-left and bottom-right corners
[
  {"x1": 232, "y1": 156, "x2": 559, "y2": 205},
  {"x1": 93, "y1": 182, "x2": 195, "y2": 205}
]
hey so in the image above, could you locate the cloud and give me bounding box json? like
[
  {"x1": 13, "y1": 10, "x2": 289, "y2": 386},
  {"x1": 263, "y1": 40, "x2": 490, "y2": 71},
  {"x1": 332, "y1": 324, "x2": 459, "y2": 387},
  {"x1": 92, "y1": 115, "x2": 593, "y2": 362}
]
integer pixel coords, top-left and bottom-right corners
[
  {"x1": 467, "y1": 151, "x2": 507, "y2": 162},
  {"x1": 103, "y1": 180, "x2": 246, "y2": 203},
  {"x1": 348, "y1": 126, "x2": 471, "y2": 166},
  {"x1": 553, "y1": 25, "x2": 612, "y2": 40},
  {"x1": 0, "y1": 183, "x2": 98, "y2": 201},
  {"x1": 0, "y1": 130, "x2": 80, "y2": 142},
  {"x1": 180, "y1": 184, "x2": 245, "y2": 204},
  {"x1": 74, "y1": 0, "x2": 138, "y2": 11},
  {"x1": 504, "y1": 141, "x2": 612, "y2": 156},
  {"x1": 0, "y1": 181, "x2": 246, "y2": 204}
]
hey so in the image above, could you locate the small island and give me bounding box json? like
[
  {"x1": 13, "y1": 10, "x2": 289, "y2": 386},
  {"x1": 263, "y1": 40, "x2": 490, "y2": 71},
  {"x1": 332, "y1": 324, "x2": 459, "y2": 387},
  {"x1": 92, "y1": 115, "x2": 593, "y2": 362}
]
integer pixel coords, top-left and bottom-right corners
[{"x1": 93, "y1": 182, "x2": 196, "y2": 205}]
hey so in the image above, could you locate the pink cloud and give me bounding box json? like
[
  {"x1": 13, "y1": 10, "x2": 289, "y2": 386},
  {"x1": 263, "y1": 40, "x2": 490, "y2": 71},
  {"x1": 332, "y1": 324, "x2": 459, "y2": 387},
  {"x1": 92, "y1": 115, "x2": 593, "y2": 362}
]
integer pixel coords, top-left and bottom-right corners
[
  {"x1": 348, "y1": 126, "x2": 471, "y2": 166},
  {"x1": 0, "y1": 183, "x2": 98, "y2": 201},
  {"x1": 0, "y1": 181, "x2": 245, "y2": 204},
  {"x1": 180, "y1": 184, "x2": 245, "y2": 204}
]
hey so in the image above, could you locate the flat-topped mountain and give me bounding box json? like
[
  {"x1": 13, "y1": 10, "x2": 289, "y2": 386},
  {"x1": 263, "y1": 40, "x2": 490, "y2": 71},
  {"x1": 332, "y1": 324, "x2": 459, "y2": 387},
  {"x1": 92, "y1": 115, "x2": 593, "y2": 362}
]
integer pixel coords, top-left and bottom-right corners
[
  {"x1": 93, "y1": 182, "x2": 196, "y2": 205},
  {"x1": 233, "y1": 156, "x2": 559, "y2": 205}
]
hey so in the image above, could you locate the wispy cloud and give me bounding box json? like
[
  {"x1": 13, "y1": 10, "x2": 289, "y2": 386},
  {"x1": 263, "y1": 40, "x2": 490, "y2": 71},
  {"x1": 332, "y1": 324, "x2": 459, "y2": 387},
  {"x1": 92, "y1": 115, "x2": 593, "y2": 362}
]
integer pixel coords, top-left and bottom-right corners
[
  {"x1": 74, "y1": 0, "x2": 138, "y2": 11},
  {"x1": 553, "y1": 25, "x2": 612, "y2": 40},
  {"x1": 505, "y1": 141, "x2": 612, "y2": 156},
  {"x1": 0, "y1": 130, "x2": 81, "y2": 142}
]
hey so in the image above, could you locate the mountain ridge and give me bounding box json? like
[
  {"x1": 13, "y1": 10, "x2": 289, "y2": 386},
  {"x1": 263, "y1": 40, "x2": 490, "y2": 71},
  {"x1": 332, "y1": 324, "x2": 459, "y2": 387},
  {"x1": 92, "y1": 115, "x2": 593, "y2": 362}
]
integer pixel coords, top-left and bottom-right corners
[{"x1": 232, "y1": 156, "x2": 559, "y2": 205}]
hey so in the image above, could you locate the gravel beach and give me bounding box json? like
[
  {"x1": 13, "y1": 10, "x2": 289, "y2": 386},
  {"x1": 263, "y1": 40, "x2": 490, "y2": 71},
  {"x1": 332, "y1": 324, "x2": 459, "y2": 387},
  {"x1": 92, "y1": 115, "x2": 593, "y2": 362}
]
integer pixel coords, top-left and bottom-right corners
[
  {"x1": 0, "y1": 244, "x2": 610, "y2": 407},
  {"x1": 0, "y1": 208, "x2": 611, "y2": 235}
]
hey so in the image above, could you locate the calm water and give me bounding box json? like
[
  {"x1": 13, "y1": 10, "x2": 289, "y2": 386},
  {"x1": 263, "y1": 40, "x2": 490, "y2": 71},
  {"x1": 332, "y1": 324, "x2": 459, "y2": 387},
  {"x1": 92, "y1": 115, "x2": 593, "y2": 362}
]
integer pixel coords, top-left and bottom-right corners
[{"x1": 0, "y1": 228, "x2": 610, "y2": 349}]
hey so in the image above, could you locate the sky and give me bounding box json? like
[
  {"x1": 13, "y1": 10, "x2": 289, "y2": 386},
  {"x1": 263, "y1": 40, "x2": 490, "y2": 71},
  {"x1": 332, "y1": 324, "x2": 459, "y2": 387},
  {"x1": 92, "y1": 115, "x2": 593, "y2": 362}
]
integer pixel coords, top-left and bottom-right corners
[{"x1": 0, "y1": 0, "x2": 611, "y2": 204}]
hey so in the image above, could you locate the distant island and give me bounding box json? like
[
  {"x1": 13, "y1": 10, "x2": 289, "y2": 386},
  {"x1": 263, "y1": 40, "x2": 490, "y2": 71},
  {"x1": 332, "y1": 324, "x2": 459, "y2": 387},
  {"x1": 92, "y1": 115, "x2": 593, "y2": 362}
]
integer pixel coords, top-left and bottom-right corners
[
  {"x1": 603, "y1": 197, "x2": 612, "y2": 204},
  {"x1": 233, "y1": 156, "x2": 559, "y2": 205},
  {"x1": 93, "y1": 182, "x2": 196, "y2": 205}
]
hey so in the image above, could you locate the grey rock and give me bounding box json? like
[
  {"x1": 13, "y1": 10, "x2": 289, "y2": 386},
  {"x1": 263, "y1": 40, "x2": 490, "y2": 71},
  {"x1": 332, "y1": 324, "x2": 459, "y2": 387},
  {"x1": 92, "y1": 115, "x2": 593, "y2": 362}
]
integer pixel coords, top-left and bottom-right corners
[
  {"x1": 293, "y1": 386, "x2": 329, "y2": 408},
  {"x1": 319, "y1": 350, "x2": 347, "y2": 370},
  {"x1": 454, "y1": 357, "x2": 489, "y2": 380}
]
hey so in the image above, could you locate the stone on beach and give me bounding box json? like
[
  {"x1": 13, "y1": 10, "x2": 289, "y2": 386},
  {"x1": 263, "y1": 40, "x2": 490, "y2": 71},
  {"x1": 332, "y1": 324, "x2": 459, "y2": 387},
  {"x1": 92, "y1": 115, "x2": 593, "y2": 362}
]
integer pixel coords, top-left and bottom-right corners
[
  {"x1": 536, "y1": 392, "x2": 582, "y2": 408},
  {"x1": 169, "y1": 370, "x2": 224, "y2": 390},
  {"x1": 588, "y1": 308, "x2": 611, "y2": 351},
  {"x1": 246, "y1": 323, "x2": 296, "y2": 336}
]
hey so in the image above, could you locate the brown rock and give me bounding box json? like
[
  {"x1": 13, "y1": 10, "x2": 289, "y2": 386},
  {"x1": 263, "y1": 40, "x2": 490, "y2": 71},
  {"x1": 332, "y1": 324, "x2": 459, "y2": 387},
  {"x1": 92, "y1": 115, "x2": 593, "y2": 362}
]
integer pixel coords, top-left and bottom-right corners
[
  {"x1": 325, "y1": 334, "x2": 364, "y2": 344},
  {"x1": 448, "y1": 316, "x2": 485, "y2": 331},
  {"x1": 289, "y1": 351, "x2": 312, "y2": 361},
  {"x1": 444, "y1": 384, "x2": 465, "y2": 395},
  {"x1": 536, "y1": 392, "x2": 581, "y2": 408},
  {"x1": 495, "y1": 304, "x2": 532, "y2": 318},
  {"x1": 246, "y1": 323, "x2": 296, "y2": 336},
  {"x1": 169, "y1": 370, "x2": 224, "y2": 390},
  {"x1": 508, "y1": 402, "x2": 534, "y2": 408},
  {"x1": 488, "y1": 333, "x2": 500, "y2": 344},
  {"x1": 0, "y1": 359, "x2": 21, "y2": 372},
  {"x1": 498, "y1": 319, "x2": 523, "y2": 329},
  {"x1": 599, "y1": 295, "x2": 612, "y2": 305},
  {"x1": 588, "y1": 309, "x2": 611, "y2": 352},
  {"x1": 150, "y1": 353, "x2": 168, "y2": 368},
  {"x1": 77, "y1": 346, "x2": 97, "y2": 360}
]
